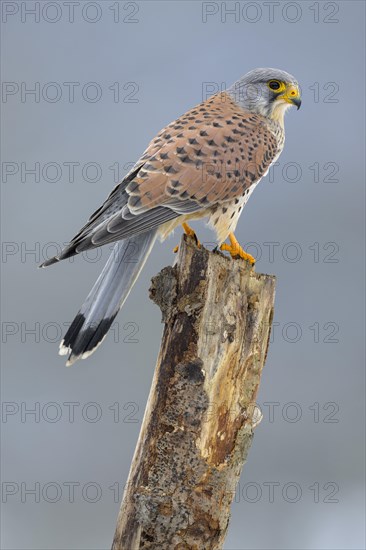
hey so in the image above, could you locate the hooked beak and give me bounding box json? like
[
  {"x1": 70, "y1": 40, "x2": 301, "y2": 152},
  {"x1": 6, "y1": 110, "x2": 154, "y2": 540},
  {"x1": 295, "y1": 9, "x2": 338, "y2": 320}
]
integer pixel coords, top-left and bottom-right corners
[{"x1": 281, "y1": 84, "x2": 302, "y2": 110}]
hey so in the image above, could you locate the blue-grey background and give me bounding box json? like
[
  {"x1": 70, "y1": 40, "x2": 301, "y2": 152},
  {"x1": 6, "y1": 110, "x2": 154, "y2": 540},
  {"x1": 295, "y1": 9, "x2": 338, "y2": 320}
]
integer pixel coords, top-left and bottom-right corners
[{"x1": 1, "y1": 1, "x2": 365, "y2": 549}]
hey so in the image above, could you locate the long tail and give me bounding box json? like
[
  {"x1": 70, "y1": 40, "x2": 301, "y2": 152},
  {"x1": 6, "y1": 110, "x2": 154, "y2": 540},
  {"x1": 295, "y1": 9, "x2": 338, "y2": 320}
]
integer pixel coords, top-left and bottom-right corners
[{"x1": 60, "y1": 230, "x2": 157, "y2": 366}]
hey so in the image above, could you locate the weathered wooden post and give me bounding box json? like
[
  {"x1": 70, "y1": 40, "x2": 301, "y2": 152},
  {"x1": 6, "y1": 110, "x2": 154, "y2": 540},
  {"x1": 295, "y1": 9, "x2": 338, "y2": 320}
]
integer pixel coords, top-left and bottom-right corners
[{"x1": 112, "y1": 235, "x2": 276, "y2": 549}]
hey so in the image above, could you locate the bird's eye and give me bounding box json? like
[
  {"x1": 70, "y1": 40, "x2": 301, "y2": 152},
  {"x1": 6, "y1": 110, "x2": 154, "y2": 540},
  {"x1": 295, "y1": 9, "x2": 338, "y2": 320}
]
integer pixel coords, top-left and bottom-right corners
[{"x1": 268, "y1": 80, "x2": 281, "y2": 91}]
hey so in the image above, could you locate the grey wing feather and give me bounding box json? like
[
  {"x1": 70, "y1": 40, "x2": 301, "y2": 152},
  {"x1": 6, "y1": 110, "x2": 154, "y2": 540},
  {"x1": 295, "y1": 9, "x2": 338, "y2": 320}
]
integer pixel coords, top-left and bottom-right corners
[
  {"x1": 40, "y1": 164, "x2": 180, "y2": 267},
  {"x1": 76, "y1": 206, "x2": 178, "y2": 251}
]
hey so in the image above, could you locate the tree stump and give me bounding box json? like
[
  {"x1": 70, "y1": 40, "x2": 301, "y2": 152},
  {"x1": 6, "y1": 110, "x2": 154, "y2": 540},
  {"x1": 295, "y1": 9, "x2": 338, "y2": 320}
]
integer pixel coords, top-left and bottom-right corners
[{"x1": 112, "y1": 235, "x2": 276, "y2": 550}]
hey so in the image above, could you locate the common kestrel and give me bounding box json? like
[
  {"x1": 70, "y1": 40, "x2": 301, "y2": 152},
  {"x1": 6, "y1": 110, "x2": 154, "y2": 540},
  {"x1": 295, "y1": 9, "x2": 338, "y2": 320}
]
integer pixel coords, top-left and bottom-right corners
[{"x1": 41, "y1": 68, "x2": 301, "y2": 365}]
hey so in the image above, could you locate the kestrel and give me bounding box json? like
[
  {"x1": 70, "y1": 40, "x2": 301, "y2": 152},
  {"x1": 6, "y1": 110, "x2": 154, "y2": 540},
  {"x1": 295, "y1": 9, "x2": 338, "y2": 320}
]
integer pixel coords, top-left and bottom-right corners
[{"x1": 41, "y1": 68, "x2": 301, "y2": 365}]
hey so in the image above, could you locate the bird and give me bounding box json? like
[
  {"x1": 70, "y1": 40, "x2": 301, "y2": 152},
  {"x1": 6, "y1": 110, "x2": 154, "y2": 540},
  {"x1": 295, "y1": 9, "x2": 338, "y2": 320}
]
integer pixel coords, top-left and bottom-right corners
[{"x1": 40, "y1": 67, "x2": 301, "y2": 366}]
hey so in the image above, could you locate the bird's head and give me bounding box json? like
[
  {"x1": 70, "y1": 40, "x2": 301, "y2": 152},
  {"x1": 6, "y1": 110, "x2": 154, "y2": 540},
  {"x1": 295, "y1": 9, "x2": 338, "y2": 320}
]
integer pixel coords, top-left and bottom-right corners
[{"x1": 227, "y1": 68, "x2": 301, "y2": 125}]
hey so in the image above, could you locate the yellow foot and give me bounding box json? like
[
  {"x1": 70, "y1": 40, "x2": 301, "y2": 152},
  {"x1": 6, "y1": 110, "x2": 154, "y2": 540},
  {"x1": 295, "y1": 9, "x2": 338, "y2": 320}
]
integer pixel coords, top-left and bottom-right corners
[
  {"x1": 173, "y1": 223, "x2": 200, "y2": 253},
  {"x1": 182, "y1": 223, "x2": 200, "y2": 246},
  {"x1": 220, "y1": 233, "x2": 256, "y2": 265}
]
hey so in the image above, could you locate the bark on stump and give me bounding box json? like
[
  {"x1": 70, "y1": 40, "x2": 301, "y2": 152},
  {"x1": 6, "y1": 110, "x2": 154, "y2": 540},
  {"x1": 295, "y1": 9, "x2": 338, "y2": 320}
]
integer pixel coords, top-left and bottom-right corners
[{"x1": 112, "y1": 235, "x2": 276, "y2": 550}]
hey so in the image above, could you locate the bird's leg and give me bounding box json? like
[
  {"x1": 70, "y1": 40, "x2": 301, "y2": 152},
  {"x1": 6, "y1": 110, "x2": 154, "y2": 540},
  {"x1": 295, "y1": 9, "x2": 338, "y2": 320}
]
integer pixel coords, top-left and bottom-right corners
[
  {"x1": 220, "y1": 232, "x2": 256, "y2": 265},
  {"x1": 173, "y1": 222, "x2": 200, "y2": 253},
  {"x1": 182, "y1": 222, "x2": 200, "y2": 245}
]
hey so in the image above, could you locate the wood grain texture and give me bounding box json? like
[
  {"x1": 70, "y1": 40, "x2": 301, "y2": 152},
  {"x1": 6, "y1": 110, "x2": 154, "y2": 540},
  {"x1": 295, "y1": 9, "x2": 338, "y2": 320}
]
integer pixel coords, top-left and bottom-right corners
[{"x1": 112, "y1": 235, "x2": 276, "y2": 550}]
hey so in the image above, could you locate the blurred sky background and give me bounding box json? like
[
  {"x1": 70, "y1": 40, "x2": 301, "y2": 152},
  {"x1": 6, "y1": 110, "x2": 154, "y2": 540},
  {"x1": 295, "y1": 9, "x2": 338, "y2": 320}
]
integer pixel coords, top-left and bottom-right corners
[{"x1": 1, "y1": 1, "x2": 365, "y2": 549}]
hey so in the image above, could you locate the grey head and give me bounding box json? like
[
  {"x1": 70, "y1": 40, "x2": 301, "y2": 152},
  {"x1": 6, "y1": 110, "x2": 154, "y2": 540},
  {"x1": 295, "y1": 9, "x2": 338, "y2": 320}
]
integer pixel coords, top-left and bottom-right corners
[{"x1": 226, "y1": 68, "x2": 301, "y2": 123}]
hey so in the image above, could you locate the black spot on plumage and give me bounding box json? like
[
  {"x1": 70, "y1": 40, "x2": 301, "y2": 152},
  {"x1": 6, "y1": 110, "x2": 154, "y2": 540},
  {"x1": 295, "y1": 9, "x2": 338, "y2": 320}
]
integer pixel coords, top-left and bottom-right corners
[
  {"x1": 188, "y1": 138, "x2": 198, "y2": 145},
  {"x1": 160, "y1": 152, "x2": 169, "y2": 160},
  {"x1": 165, "y1": 165, "x2": 179, "y2": 174},
  {"x1": 199, "y1": 130, "x2": 208, "y2": 137},
  {"x1": 144, "y1": 163, "x2": 157, "y2": 172},
  {"x1": 213, "y1": 122, "x2": 223, "y2": 128},
  {"x1": 129, "y1": 195, "x2": 141, "y2": 207},
  {"x1": 181, "y1": 156, "x2": 195, "y2": 164},
  {"x1": 176, "y1": 147, "x2": 186, "y2": 155},
  {"x1": 222, "y1": 207, "x2": 228, "y2": 214},
  {"x1": 171, "y1": 179, "x2": 181, "y2": 188},
  {"x1": 180, "y1": 190, "x2": 189, "y2": 198},
  {"x1": 127, "y1": 181, "x2": 139, "y2": 193}
]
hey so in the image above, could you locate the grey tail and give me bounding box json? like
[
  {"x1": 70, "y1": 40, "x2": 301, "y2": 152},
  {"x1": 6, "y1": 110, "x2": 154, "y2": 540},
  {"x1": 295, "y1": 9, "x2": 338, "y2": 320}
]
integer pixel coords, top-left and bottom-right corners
[{"x1": 60, "y1": 230, "x2": 157, "y2": 366}]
